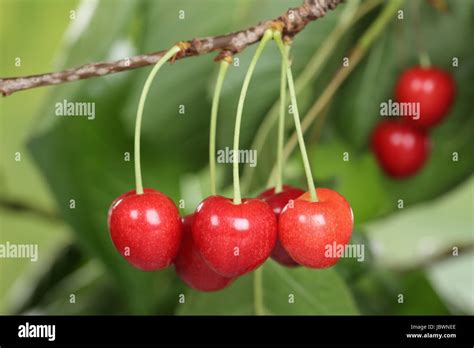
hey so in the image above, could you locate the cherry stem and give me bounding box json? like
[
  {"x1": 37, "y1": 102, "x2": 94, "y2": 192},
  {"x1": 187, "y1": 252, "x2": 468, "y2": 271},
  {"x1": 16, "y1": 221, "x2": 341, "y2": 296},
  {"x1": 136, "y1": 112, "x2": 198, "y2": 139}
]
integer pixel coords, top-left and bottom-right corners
[
  {"x1": 134, "y1": 46, "x2": 181, "y2": 195},
  {"x1": 274, "y1": 32, "x2": 318, "y2": 202},
  {"x1": 232, "y1": 29, "x2": 273, "y2": 205},
  {"x1": 275, "y1": 45, "x2": 290, "y2": 194},
  {"x1": 412, "y1": 0, "x2": 431, "y2": 68},
  {"x1": 267, "y1": 0, "x2": 403, "y2": 184},
  {"x1": 242, "y1": 0, "x2": 382, "y2": 193},
  {"x1": 254, "y1": 267, "x2": 264, "y2": 315},
  {"x1": 418, "y1": 51, "x2": 431, "y2": 68},
  {"x1": 209, "y1": 60, "x2": 230, "y2": 196}
]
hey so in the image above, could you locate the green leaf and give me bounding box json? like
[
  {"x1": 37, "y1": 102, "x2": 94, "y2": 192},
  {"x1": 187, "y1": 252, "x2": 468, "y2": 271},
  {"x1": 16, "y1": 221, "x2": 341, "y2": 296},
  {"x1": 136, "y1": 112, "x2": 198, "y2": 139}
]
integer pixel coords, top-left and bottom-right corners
[
  {"x1": 178, "y1": 276, "x2": 254, "y2": 315},
  {"x1": 392, "y1": 270, "x2": 450, "y2": 315},
  {"x1": 22, "y1": 260, "x2": 126, "y2": 315},
  {"x1": 427, "y1": 251, "x2": 474, "y2": 314},
  {"x1": 0, "y1": 209, "x2": 70, "y2": 314},
  {"x1": 364, "y1": 176, "x2": 474, "y2": 269},
  {"x1": 10, "y1": 243, "x2": 85, "y2": 314},
  {"x1": 177, "y1": 260, "x2": 358, "y2": 315},
  {"x1": 349, "y1": 269, "x2": 450, "y2": 315},
  {"x1": 333, "y1": 230, "x2": 375, "y2": 282}
]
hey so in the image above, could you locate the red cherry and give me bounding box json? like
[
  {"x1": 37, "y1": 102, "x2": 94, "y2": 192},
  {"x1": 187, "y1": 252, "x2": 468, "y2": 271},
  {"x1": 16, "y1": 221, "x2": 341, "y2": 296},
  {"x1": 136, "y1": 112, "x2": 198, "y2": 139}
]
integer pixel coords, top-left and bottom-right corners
[
  {"x1": 108, "y1": 188, "x2": 182, "y2": 271},
  {"x1": 174, "y1": 215, "x2": 234, "y2": 292},
  {"x1": 271, "y1": 241, "x2": 299, "y2": 267},
  {"x1": 395, "y1": 66, "x2": 456, "y2": 128},
  {"x1": 259, "y1": 185, "x2": 305, "y2": 267},
  {"x1": 192, "y1": 196, "x2": 277, "y2": 278},
  {"x1": 371, "y1": 121, "x2": 431, "y2": 178},
  {"x1": 258, "y1": 184, "x2": 300, "y2": 200},
  {"x1": 279, "y1": 188, "x2": 353, "y2": 269}
]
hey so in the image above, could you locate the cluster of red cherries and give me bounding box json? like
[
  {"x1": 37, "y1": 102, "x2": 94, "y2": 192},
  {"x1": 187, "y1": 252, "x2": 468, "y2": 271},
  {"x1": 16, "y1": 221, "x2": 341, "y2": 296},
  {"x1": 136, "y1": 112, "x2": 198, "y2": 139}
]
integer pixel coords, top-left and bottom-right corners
[
  {"x1": 107, "y1": 185, "x2": 353, "y2": 291},
  {"x1": 371, "y1": 65, "x2": 456, "y2": 178},
  {"x1": 106, "y1": 32, "x2": 355, "y2": 293}
]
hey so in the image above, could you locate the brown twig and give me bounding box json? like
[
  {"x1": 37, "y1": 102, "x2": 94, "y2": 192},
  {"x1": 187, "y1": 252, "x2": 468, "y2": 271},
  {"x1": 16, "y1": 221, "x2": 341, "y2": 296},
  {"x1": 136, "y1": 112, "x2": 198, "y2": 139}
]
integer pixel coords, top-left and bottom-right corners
[{"x1": 0, "y1": 0, "x2": 343, "y2": 97}]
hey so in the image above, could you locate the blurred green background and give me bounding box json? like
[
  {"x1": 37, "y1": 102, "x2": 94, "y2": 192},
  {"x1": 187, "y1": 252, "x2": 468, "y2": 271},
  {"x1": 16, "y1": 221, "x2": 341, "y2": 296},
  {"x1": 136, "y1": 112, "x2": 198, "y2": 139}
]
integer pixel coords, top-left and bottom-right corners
[{"x1": 0, "y1": 0, "x2": 472, "y2": 315}]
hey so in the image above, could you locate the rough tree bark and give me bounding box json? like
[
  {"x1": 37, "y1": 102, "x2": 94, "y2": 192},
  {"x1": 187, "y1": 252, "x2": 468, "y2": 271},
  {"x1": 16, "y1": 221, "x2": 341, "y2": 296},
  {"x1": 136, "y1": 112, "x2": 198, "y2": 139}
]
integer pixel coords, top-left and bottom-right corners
[{"x1": 0, "y1": 0, "x2": 342, "y2": 96}]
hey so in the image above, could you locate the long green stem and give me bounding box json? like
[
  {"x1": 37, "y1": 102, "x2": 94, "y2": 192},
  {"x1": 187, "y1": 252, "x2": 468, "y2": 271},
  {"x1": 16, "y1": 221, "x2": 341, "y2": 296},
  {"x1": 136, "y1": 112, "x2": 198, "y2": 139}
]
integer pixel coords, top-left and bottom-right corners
[
  {"x1": 275, "y1": 45, "x2": 290, "y2": 194},
  {"x1": 232, "y1": 29, "x2": 273, "y2": 205},
  {"x1": 134, "y1": 46, "x2": 181, "y2": 194},
  {"x1": 358, "y1": 0, "x2": 404, "y2": 50},
  {"x1": 209, "y1": 60, "x2": 230, "y2": 196},
  {"x1": 254, "y1": 267, "x2": 264, "y2": 315},
  {"x1": 274, "y1": 33, "x2": 318, "y2": 202},
  {"x1": 412, "y1": 0, "x2": 431, "y2": 68},
  {"x1": 241, "y1": 0, "x2": 382, "y2": 193},
  {"x1": 268, "y1": 0, "x2": 404, "y2": 184}
]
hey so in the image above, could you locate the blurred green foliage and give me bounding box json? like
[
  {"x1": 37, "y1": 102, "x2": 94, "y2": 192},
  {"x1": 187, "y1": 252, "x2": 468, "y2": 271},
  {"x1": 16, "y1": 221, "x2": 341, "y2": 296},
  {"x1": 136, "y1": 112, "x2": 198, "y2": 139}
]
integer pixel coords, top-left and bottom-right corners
[{"x1": 0, "y1": 0, "x2": 473, "y2": 315}]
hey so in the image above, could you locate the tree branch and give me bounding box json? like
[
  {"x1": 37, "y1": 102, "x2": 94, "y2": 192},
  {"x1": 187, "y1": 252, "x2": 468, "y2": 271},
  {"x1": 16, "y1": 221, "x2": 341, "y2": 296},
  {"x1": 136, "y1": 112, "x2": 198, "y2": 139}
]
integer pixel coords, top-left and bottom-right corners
[{"x1": 0, "y1": 0, "x2": 342, "y2": 97}]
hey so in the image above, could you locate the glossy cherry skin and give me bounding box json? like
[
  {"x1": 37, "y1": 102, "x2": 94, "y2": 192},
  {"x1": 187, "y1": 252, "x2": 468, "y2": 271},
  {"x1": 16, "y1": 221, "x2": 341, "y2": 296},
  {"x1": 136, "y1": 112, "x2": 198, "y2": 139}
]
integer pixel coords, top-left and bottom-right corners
[
  {"x1": 395, "y1": 66, "x2": 456, "y2": 128},
  {"x1": 371, "y1": 121, "x2": 431, "y2": 178},
  {"x1": 279, "y1": 188, "x2": 353, "y2": 269},
  {"x1": 259, "y1": 185, "x2": 305, "y2": 267},
  {"x1": 174, "y1": 215, "x2": 234, "y2": 291},
  {"x1": 192, "y1": 196, "x2": 277, "y2": 278},
  {"x1": 108, "y1": 188, "x2": 182, "y2": 271},
  {"x1": 258, "y1": 185, "x2": 299, "y2": 200}
]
